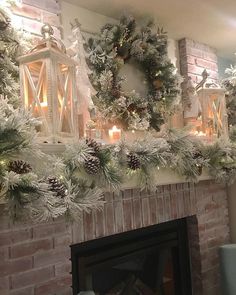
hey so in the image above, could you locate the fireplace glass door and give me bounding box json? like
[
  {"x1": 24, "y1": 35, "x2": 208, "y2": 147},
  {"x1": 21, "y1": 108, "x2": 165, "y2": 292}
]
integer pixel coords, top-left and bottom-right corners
[{"x1": 71, "y1": 218, "x2": 192, "y2": 295}]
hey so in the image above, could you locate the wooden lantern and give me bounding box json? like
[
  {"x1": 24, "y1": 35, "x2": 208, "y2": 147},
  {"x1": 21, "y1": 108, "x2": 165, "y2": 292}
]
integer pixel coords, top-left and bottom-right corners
[
  {"x1": 18, "y1": 24, "x2": 78, "y2": 143},
  {"x1": 197, "y1": 82, "x2": 228, "y2": 139}
]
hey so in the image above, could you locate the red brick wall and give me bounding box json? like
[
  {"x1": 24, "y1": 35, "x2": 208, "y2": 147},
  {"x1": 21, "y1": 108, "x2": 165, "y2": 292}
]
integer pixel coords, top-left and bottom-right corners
[
  {"x1": 9, "y1": 0, "x2": 62, "y2": 39},
  {"x1": 179, "y1": 38, "x2": 219, "y2": 84},
  {"x1": 0, "y1": 180, "x2": 229, "y2": 295}
]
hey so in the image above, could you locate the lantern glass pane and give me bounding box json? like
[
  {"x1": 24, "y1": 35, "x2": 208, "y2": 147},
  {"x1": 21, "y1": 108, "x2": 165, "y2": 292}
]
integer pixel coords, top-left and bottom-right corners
[
  {"x1": 23, "y1": 60, "x2": 49, "y2": 134},
  {"x1": 56, "y1": 62, "x2": 74, "y2": 135}
]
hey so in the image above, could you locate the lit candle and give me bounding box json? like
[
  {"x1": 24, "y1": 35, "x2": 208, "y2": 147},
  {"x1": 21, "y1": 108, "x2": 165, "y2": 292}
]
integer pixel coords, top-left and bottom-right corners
[
  {"x1": 190, "y1": 130, "x2": 207, "y2": 138},
  {"x1": 35, "y1": 101, "x2": 48, "y2": 113},
  {"x1": 40, "y1": 101, "x2": 48, "y2": 112},
  {"x1": 108, "y1": 125, "x2": 121, "y2": 143},
  {"x1": 198, "y1": 131, "x2": 206, "y2": 137}
]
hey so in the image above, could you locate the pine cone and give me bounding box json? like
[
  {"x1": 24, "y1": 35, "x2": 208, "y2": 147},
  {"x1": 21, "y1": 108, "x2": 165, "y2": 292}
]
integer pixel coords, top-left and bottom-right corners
[
  {"x1": 117, "y1": 44, "x2": 130, "y2": 60},
  {"x1": 8, "y1": 160, "x2": 32, "y2": 174},
  {"x1": 127, "y1": 153, "x2": 141, "y2": 170},
  {"x1": 84, "y1": 156, "x2": 101, "y2": 175},
  {"x1": 196, "y1": 163, "x2": 203, "y2": 176},
  {"x1": 86, "y1": 138, "x2": 101, "y2": 155},
  {"x1": 193, "y1": 151, "x2": 203, "y2": 176},
  {"x1": 47, "y1": 176, "x2": 66, "y2": 198}
]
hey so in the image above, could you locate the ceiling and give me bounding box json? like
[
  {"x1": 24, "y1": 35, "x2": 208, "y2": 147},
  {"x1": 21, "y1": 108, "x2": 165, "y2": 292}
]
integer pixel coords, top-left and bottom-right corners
[{"x1": 65, "y1": 0, "x2": 236, "y2": 60}]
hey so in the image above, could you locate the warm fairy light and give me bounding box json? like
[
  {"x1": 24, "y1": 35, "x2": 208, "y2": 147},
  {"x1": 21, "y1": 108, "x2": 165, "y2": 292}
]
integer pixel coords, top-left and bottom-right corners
[
  {"x1": 108, "y1": 125, "x2": 121, "y2": 143},
  {"x1": 190, "y1": 130, "x2": 207, "y2": 137}
]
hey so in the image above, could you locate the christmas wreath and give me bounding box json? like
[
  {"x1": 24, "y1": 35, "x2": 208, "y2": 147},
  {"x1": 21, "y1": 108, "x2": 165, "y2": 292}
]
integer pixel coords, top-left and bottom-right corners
[{"x1": 86, "y1": 15, "x2": 180, "y2": 131}]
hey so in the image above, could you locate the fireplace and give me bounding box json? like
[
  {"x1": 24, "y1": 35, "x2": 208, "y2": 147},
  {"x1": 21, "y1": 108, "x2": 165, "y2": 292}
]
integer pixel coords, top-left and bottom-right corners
[
  {"x1": 0, "y1": 181, "x2": 229, "y2": 295},
  {"x1": 71, "y1": 218, "x2": 192, "y2": 295}
]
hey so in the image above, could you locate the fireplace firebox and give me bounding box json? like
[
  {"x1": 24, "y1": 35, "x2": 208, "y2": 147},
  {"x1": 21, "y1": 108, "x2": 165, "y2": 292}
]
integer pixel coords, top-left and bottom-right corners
[{"x1": 71, "y1": 218, "x2": 192, "y2": 295}]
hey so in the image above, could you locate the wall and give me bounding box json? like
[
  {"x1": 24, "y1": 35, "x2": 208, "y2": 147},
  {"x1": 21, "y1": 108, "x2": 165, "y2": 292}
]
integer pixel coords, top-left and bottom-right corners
[
  {"x1": 60, "y1": 1, "x2": 178, "y2": 66},
  {"x1": 178, "y1": 38, "x2": 219, "y2": 84},
  {"x1": 0, "y1": 0, "x2": 61, "y2": 39},
  {"x1": 0, "y1": 181, "x2": 230, "y2": 295},
  {"x1": 227, "y1": 182, "x2": 236, "y2": 243},
  {"x1": 61, "y1": 1, "x2": 116, "y2": 46}
]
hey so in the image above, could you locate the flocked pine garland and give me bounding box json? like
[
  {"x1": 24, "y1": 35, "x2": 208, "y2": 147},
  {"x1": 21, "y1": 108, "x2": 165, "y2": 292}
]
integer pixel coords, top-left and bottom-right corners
[
  {"x1": 0, "y1": 8, "x2": 236, "y2": 222},
  {"x1": 1, "y1": 101, "x2": 236, "y2": 223}
]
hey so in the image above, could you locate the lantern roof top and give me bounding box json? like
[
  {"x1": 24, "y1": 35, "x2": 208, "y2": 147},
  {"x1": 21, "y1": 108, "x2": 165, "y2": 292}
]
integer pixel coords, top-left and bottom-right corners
[
  {"x1": 196, "y1": 69, "x2": 224, "y2": 92},
  {"x1": 18, "y1": 23, "x2": 77, "y2": 66}
]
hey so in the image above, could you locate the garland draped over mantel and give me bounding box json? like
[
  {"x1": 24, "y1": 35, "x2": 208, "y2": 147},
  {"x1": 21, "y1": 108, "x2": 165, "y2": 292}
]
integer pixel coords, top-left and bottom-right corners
[
  {"x1": 0, "y1": 99, "x2": 235, "y2": 223},
  {"x1": 0, "y1": 8, "x2": 236, "y2": 222}
]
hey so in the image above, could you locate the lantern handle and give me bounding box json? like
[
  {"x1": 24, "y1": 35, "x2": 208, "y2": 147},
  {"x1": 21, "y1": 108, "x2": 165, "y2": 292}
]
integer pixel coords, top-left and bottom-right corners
[
  {"x1": 195, "y1": 69, "x2": 209, "y2": 91},
  {"x1": 29, "y1": 23, "x2": 66, "y2": 54}
]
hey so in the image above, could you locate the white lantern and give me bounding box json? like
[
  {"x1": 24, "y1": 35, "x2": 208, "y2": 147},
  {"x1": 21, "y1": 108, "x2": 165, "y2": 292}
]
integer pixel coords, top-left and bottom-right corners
[
  {"x1": 197, "y1": 82, "x2": 228, "y2": 139},
  {"x1": 18, "y1": 24, "x2": 78, "y2": 143}
]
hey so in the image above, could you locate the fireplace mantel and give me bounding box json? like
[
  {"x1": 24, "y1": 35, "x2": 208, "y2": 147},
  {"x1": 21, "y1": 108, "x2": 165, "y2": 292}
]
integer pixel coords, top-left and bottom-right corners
[
  {"x1": 0, "y1": 168, "x2": 212, "y2": 206},
  {"x1": 121, "y1": 168, "x2": 212, "y2": 189}
]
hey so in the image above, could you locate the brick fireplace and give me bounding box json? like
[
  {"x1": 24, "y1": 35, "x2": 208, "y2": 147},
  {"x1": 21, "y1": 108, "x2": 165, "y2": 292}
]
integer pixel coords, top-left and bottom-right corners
[{"x1": 0, "y1": 180, "x2": 230, "y2": 295}]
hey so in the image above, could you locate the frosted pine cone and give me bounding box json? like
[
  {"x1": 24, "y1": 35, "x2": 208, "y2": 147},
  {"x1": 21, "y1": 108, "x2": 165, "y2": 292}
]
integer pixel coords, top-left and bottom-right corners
[
  {"x1": 8, "y1": 160, "x2": 32, "y2": 174},
  {"x1": 127, "y1": 153, "x2": 141, "y2": 170},
  {"x1": 47, "y1": 176, "x2": 66, "y2": 198},
  {"x1": 86, "y1": 138, "x2": 101, "y2": 155},
  {"x1": 84, "y1": 156, "x2": 101, "y2": 175}
]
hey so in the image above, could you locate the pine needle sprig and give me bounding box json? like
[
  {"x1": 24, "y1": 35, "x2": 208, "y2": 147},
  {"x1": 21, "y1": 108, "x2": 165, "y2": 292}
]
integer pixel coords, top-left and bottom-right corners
[
  {"x1": 203, "y1": 139, "x2": 236, "y2": 184},
  {"x1": 165, "y1": 128, "x2": 202, "y2": 180},
  {"x1": 4, "y1": 176, "x2": 47, "y2": 221},
  {"x1": 63, "y1": 141, "x2": 94, "y2": 176},
  {"x1": 63, "y1": 180, "x2": 104, "y2": 221}
]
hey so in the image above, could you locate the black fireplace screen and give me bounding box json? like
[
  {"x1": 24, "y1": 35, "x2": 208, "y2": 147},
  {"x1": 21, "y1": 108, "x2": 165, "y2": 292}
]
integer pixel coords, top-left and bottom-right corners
[{"x1": 71, "y1": 218, "x2": 192, "y2": 295}]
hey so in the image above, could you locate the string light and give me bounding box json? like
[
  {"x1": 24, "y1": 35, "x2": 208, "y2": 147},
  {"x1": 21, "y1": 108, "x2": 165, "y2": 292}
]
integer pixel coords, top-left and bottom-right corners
[{"x1": 0, "y1": 160, "x2": 6, "y2": 166}]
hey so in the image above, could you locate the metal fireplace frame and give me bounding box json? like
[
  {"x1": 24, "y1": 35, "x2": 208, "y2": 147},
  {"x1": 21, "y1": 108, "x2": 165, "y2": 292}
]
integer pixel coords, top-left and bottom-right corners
[{"x1": 71, "y1": 218, "x2": 192, "y2": 295}]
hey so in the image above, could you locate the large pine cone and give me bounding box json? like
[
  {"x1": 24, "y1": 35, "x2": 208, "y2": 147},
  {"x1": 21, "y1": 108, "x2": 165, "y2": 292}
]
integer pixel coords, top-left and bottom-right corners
[
  {"x1": 47, "y1": 176, "x2": 66, "y2": 198},
  {"x1": 84, "y1": 156, "x2": 101, "y2": 175},
  {"x1": 127, "y1": 153, "x2": 141, "y2": 170},
  {"x1": 86, "y1": 138, "x2": 101, "y2": 155},
  {"x1": 8, "y1": 160, "x2": 32, "y2": 174}
]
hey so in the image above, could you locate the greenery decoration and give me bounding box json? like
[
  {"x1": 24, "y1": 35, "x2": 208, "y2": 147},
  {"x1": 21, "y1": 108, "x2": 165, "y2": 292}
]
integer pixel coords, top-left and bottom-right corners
[
  {"x1": 86, "y1": 14, "x2": 180, "y2": 131},
  {"x1": 203, "y1": 140, "x2": 236, "y2": 184},
  {"x1": 0, "y1": 7, "x2": 105, "y2": 222},
  {"x1": 0, "y1": 101, "x2": 105, "y2": 222},
  {"x1": 0, "y1": 7, "x2": 20, "y2": 105},
  {"x1": 0, "y1": 7, "x2": 236, "y2": 223},
  {"x1": 1, "y1": 100, "x2": 236, "y2": 222}
]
